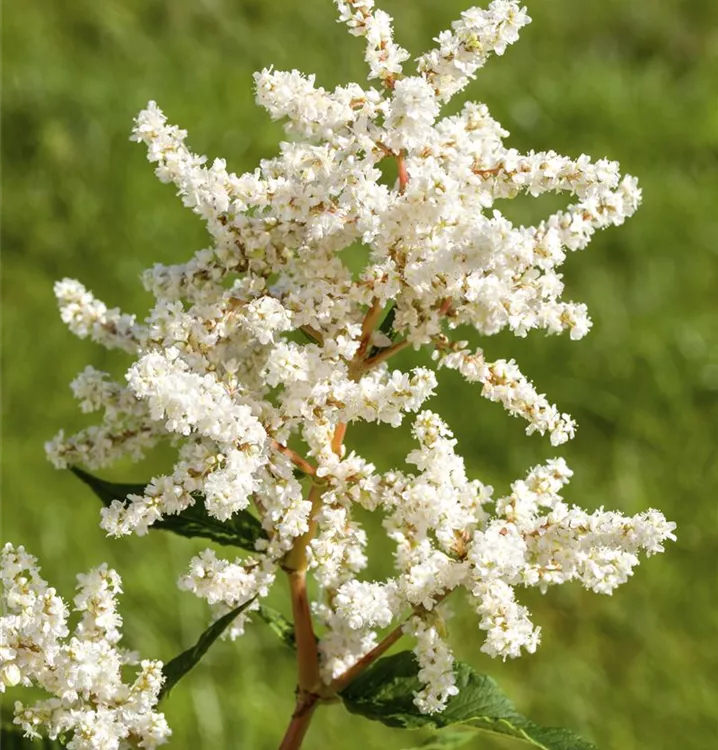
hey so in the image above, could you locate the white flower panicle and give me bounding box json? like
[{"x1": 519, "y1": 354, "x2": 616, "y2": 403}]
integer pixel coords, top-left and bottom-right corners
[
  {"x1": 465, "y1": 458, "x2": 677, "y2": 658},
  {"x1": 335, "y1": 0, "x2": 410, "y2": 84},
  {"x1": 0, "y1": 545, "x2": 170, "y2": 749},
  {"x1": 54, "y1": 279, "x2": 141, "y2": 353},
  {"x1": 127, "y1": 348, "x2": 267, "y2": 447},
  {"x1": 45, "y1": 367, "x2": 160, "y2": 470},
  {"x1": 418, "y1": 1, "x2": 531, "y2": 101},
  {"x1": 45, "y1": 0, "x2": 673, "y2": 717},
  {"x1": 383, "y1": 77, "x2": 440, "y2": 150},
  {"x1": 434, "y1": 343, "x2": 576, "y2": 445},
  {"x1": 405, "y1": 616, "x2": 459, "y2": 713},
  {"x1": 178, "y1": 549, "x2": 276, "y2": 639}
]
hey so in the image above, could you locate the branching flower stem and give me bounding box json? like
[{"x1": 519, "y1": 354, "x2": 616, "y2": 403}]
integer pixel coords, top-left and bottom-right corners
[
  {"x1": 278, "y1": 698, "x2": 320, "y2": 750},
  {"x1": 279, "y1": 482, "x2": 326, "y2": 749},
  {"x1": 280, "y1": 300, "x2": 392, "y2": 748},
  {"x1": 278, "y1": 614, "x2": 406, "y2": 750},
  {"x1": 331, "y1": 423, "x2": 348, "y2": 455},
  {"x1": 396, "y1": 152, "x2": 409, "y2": 193},
  {"x1": 271, "y1": 440, "x2": 317, "y2": 476},
  {"x1": 278, "y1": 611, "x2": 407, "y2": 750},
  {"x1": 280, "y1": 591, "x2": 453, "y2": 749},
  {"x1": 283, "y1": 483, "x2": 324, "y2": 689},
  {"x1": 331, "y1": 621, "x2": 405, "y2": 693},
  {"x1": 332, "y1": 590, "x2": 451, "y2": 694},
  {"x1": 361, "y1": 339, "x2": 410, "y2": 371},
  {"x1": 278, "y1": 136, "x2": 420, "y2": 750}
]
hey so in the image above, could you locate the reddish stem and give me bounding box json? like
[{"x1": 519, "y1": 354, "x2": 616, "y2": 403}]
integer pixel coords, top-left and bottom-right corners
[
  {"x1": 330, "y1": 623, "x2": 404, "y2": 693},
  {"x1": 271, "y1": 440, "x2": 317, "y2": 476},
  {"x1": 396, "y1": 153, "x2": 409, "y2": 193},
  {"x1": 288, "y1": 570, "x2": 321, "y2": 693},
  {"x1": 282, "y1": 484, "x2": 324, "y2": 701},
  {"x1": 331, "y1": 423, "x2": 347, "y2": 455},
  {"x1": 438, "y1": 297, "x2": 453, "y2": 316},
  {"x1": 330, "y1": 591, "x2": 452, "y2": 694},
  {"x1": 362, "y1": 339, "x2": 410, "y2": 371},
  {"x1": 278, "y1": 696, "x2": 319, "y2": 750}
]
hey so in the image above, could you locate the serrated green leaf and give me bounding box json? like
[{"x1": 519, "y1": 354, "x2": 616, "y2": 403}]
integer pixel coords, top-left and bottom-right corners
[
  {"x1": 255, "y1": 605, "x2": 296, "y2": 649},
  {"x1": 341, "y1": 652, "x2": 597, "y2": 750},
  {"x1": 159, "y1": 598, "x2": 256, "y2": 700},
  {"x1": 70, "y1": 467, "x2": 264, "y2": 551},
  {"x1": 405, "y1": 730, "x2": 476, "y2": 749}
]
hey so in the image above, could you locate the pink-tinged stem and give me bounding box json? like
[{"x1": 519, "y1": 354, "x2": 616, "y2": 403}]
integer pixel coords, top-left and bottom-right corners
[
  {"x1": 330, "y1": 623, "x2": 404, "y2": 693},
  {"x1": 271, "y1": 440, "x2": 317, "y2": 476},
  {"x1": 278, "y1": 695, "x2": 319, "y2": 750},
  {"x1": 397, "y1": 152, "x2": 409, "y2": 193}
]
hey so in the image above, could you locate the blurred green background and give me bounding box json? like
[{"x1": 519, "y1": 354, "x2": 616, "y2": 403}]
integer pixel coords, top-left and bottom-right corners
[{"x1": 2, "y1": 0, "x2": 717, "y2": 748}]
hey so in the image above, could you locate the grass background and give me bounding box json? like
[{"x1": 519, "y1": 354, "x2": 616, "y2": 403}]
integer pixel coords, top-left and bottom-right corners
[{"x1": 2, "y1": 0, "x2": 717, "y2": 748}]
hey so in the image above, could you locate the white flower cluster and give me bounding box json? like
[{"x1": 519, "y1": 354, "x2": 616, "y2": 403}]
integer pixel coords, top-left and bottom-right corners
[
  {"x1": 0, "y1": 544, "x2": 170, "y2": 749},
  {"x1": 44, "y1": 0, "x2": 674, "y2": 716},
  {"x1": 46, "y1": 365, "x2": 159, "y2": 470},
  {"x1": 418, "y1": 0, "x2": 531, "y2": 101},
  {"x1": 178, "y1": 549, "x2": 276, "y2": 639},
  {"x1": 405, "y1": 616, "x2": 459, "y2": 714},
  {"x1": 336, "y1": 0, "x2": 410, "y2": 85},
  {"x1": 54, "y1": 279, "x2": 141, "y2": 353},
  {"x1": 433, "y1": 342, "x2": 576, "y2": 445}
]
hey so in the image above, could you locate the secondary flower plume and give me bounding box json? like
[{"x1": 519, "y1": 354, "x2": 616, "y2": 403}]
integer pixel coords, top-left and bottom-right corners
[
  {"x1": 0, "y1": 544, "x2": 170, "y2": 748},
  {"x1": 29, "y1": 0, "x2": 676, "y2": 733}
]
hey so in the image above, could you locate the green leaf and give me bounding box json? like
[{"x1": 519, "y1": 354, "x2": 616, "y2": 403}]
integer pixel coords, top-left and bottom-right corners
[
  {"x1": 368, "y1": 303, "x2": 398, "y2": 359},
  {"x1": 255, "y1": 604, "x2": 296, "y2": 649},
  {"x1": 378, "y1": 303, "x2": 397, "y2": 338},
  {"x1": 70, "y1": 467, "x2": 264, "y2": 551},
  {"x1": 159, "y1": 598, "x2": 257, "y2": 700},
  {"x1": 404, "y1": 730, "x2": 477, "y2": 749},
  {"x1": 341, "y1": 652, "x2": 597, "y2": 750}
]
